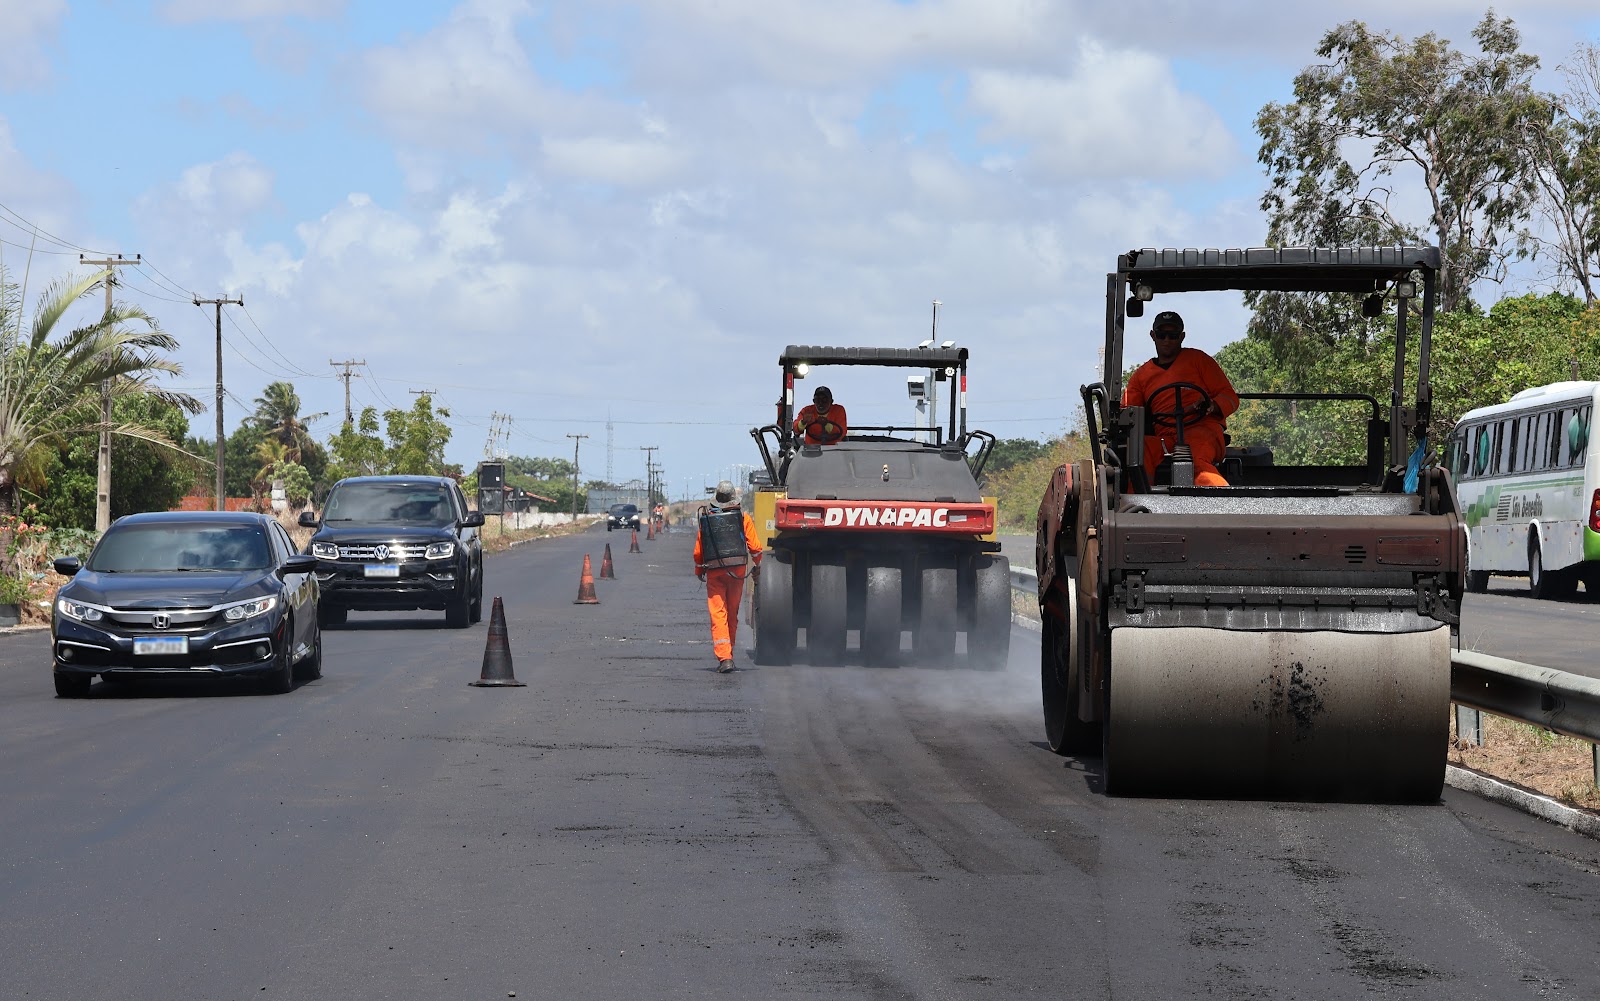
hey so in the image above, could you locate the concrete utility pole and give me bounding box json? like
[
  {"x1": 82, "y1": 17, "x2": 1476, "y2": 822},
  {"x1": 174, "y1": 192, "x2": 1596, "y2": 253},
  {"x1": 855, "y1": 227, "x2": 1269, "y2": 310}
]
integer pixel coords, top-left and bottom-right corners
[
  {"x1": 79, "y1": 254, "x2": 141, "y2": 532},
  {"x1": 195, "y1": 296, "x2": 244, "y2": 512},
  {"x1": 639, "y1": 446, "x2": 658, "y2": 506},
  {"x1": 330, "y1": 359, "x2": 366, "y2": 425},
  {"x1": 567, "y1": 434, "x2": 589, "y2": 521}
]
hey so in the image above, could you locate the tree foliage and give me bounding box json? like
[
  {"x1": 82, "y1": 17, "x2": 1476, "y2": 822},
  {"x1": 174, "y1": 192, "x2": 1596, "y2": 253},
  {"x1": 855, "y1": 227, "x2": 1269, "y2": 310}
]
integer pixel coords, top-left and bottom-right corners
[
  {"x1": 31, "y1": 394, "x2": 197, "y2": 529},
  {"x1": 383, "y1": 394, "x2": 453, "y2": 475},
  {"x1": 0, "y1": 265, "x2": 199, "y2": 517},
  {"x1": 1256, "y1": 13, "x2": 1545, "y2": 312}
]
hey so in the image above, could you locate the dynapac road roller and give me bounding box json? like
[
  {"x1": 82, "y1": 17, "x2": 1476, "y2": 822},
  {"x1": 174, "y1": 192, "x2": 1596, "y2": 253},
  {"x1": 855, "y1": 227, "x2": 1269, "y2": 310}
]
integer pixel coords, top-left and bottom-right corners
[
  {"x1": 1037, "y1": 247, "x2": 1465, "y2": 800},
  {"x1": 748, "y1": 345, "x2": 1011, "y2": 669}
]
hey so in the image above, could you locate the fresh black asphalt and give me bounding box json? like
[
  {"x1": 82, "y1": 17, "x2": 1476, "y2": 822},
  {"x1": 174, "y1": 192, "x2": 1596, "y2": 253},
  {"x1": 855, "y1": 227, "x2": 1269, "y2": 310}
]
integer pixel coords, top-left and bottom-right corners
[{"x1": 0, "y1": 526, "x2": 1598, "y2": 998}]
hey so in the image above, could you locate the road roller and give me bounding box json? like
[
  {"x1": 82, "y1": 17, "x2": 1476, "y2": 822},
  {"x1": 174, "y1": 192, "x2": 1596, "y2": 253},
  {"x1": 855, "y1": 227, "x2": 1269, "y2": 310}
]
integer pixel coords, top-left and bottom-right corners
[
  {"x1": 1036, "y1": 247, "x2": 1465, "y2": 800},
  {"x1": 747, "y1": 345, "x2": 1011, "y2": 669}
]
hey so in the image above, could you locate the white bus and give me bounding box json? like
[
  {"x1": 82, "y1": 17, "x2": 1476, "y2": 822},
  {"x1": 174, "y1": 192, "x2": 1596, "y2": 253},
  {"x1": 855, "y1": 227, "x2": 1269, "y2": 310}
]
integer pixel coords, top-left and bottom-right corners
[{"x1": 1446, "y1": 382, "x2": 1598, "y2": 598}]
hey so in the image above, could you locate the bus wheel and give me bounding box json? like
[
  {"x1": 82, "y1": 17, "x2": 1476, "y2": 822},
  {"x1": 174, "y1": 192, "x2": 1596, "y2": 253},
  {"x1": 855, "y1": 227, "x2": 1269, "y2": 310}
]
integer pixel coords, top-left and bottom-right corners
[
  {"x1": 1464, "y1": 569, "x2": 1489, "y2": 594},
  {"x1": 1528, "y1": 539, "x2": 1576, "y2": 601}
]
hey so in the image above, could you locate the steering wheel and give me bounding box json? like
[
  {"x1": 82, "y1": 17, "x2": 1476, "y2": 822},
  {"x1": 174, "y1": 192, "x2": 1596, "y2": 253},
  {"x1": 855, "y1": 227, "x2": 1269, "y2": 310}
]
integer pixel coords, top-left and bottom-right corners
[
  {"x1": 1143, "y1": 381, "x2": 1215, "y2": 432},
  {"x1": 801, "y1": 416, "x2": 845, "y2": 445}
]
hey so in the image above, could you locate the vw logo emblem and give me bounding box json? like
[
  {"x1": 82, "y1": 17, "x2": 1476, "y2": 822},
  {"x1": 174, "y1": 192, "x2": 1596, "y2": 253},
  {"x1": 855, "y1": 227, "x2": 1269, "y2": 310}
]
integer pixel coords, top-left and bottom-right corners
[
  {"x1": 375, "y1": 544, "x2": 390, "y2": 561},
  {"x1": 152, "y1": 613, "x2": 170, "y2": 630}
]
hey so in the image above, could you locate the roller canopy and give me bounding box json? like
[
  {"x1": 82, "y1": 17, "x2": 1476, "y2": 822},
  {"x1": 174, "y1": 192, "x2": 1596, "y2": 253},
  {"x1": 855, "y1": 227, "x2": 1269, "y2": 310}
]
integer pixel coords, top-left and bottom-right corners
[
  {"x1": 781, "y1": 345, "x2": 968, "y2": 369},
  {"x1": 1121, "y1": 246, "x2": 1442, "y2": 294}
]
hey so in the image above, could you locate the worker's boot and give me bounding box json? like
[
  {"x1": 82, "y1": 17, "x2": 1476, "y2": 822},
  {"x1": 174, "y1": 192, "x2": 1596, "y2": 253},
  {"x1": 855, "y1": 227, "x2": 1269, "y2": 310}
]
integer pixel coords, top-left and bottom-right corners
[{"x1": 716, "y1": 659, "x2": 735, "y2": 673}]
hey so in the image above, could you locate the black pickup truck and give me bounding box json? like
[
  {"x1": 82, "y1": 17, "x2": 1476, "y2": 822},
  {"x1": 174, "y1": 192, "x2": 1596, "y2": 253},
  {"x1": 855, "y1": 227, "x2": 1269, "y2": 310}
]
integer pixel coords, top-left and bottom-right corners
[{"x1": 301, "y1": 475, "x2": 485, "y2": 628}]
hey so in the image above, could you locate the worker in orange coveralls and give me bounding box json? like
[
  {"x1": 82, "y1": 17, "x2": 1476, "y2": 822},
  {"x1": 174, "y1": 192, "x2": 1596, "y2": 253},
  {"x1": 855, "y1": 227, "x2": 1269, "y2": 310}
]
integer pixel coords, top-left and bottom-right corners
[
  {"x1": 793, "y1": 386, "x2": 848, "y2": 445},
  {"x1": 1122, "y1": 310, "x2": 1240, "y2": 488},
  {"x1": 694, "y1": 480, "x2": 763, "y2": 673}
]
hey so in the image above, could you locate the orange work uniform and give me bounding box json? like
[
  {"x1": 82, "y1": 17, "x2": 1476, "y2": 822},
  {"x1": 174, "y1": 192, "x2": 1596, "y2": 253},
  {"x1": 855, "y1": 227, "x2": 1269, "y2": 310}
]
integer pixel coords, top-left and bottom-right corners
[
  {"x1": 793, "y1": 404, "x2": 848, "y2": 445},
  {"x1": 694, "y1": 511, "x2": 764, "y2": 661},
  {"x1": 1122, "y1": 347, "x2": 1240, "y2": 488}
]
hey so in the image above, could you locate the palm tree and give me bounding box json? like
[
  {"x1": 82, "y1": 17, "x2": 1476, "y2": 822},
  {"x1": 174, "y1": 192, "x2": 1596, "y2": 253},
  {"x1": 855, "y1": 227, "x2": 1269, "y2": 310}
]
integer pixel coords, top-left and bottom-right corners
[
  {"x1": 250, "y1": 381, "x2": 325, "y2": 464},
  {"x1": 0, "y1": 265, "x2": 198, "y2": 517}
]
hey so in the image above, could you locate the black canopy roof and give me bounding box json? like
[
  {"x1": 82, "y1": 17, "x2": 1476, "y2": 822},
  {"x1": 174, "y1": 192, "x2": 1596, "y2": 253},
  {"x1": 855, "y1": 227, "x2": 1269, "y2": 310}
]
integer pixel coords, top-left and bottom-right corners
[
  {"x1": 1120, "y1": 246, "x2": 1441, "y2": 294},
  {"x1": 780, "y1": 345, "x2": 969, "y2": 369}
]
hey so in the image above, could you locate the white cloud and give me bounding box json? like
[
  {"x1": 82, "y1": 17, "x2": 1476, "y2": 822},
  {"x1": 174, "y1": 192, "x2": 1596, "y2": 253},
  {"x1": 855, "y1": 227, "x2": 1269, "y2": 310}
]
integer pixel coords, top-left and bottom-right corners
[
  {"x1": 136, "y1": 152, "x2": 277, "y2": 224},
  {"x1": 157, "y1": 0, "x2": 342, "y2": 22},
  {"x1": 0, "y1": 0, "x2": 66, "y2": 89},
  {"x1": 968, "y1": 41, "x2": 1237, "y2": 180}
]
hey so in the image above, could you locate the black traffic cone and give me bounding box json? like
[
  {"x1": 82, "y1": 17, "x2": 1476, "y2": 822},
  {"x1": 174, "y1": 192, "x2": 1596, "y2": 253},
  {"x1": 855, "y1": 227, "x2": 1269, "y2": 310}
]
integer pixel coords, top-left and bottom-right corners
[
  {"x1": 599, "y1": 543, "x2": 616, "y2": 579},
  {"x1": 470, "y1": 597, "x2": 525, "y2": 687},
  {"x1": 628, "y1": 528, "x2": 642, "y2": 553},
  {"x1": 575, "y1": 554, "x2": 600, "y2": 605}
]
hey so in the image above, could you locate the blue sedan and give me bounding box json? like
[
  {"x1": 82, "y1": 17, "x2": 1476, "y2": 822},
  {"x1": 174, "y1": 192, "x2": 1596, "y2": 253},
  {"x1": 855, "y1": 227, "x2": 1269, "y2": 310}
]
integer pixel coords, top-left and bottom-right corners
[{"x1": 50, "y1": 511, "x2": 321, "y2": 697}]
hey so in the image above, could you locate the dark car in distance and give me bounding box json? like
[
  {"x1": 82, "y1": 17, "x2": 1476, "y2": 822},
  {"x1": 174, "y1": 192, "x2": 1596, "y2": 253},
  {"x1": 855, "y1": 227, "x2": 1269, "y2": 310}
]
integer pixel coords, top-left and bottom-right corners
[
  {"x1": 607, "y1": 503, "x2": 641, "y2": 531},
  {"x1": 301, "y1": 475, "x2": 484, "y2": 628},
  {"x1": 51, "y1": 511, "x2": 321, "y2": 698}
]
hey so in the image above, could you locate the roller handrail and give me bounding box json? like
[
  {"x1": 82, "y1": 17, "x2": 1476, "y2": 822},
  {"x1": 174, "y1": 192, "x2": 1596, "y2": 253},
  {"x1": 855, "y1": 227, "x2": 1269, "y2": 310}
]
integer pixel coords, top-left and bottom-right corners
[{"x1": 1007, "y1": 566, "x2": 1600, "y2": 746}]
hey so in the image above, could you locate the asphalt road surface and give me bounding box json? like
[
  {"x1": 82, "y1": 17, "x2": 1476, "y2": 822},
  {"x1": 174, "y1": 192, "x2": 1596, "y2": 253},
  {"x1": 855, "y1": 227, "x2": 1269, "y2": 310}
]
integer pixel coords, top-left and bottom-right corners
[{"x1": 2, "y1": 527, "x2": 1599, "y2": 999}]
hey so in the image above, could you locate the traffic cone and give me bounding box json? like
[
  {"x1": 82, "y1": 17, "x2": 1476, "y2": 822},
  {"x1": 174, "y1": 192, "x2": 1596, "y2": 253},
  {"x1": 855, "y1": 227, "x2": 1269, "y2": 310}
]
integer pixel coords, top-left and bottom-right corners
[
  {"x1": 647, "y1": 518, "x2": 656, "y2": 541},
  {"x1": 599, "y1": 543, "x2": 616, "y2": 579},
  {"x1": 469, "y1": 597, "x2": 525, "y2": 687},
  {"x1": 628, "y1": 528, "x2": 642, "y2": 554},
  {"x1": 575, "y1": 554, "x2": 600, "y2": 604}
]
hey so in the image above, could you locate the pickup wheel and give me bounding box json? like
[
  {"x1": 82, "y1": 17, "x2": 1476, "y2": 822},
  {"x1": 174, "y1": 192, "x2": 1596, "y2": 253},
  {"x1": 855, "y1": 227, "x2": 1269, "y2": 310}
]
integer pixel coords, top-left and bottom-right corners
[
  {"x1": 318, "y1": 603, "x2": 347, "y2": 628},
  {"x1": 446, "y1": 586, "x2": 472, "y2": 628},
  {"x1": 54, "y1": 673, "x2": 91, "y2": 699},
  {"x1": 469, "y1": 562, "x2": 484, "y2": 624}
]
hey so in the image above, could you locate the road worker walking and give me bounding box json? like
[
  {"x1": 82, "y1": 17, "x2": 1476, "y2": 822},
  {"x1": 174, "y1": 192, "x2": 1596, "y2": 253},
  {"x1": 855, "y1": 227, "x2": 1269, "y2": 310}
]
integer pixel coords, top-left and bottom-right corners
[
  {"x1": 793, "y1": 386, "x2": 848, "y2": 445},
  {"x1": 1122, "y1": 310, "x2": 1240, "y2": 488},
  {"x1": 695, "y1": 480, "x2": 763, "y2": 673}
]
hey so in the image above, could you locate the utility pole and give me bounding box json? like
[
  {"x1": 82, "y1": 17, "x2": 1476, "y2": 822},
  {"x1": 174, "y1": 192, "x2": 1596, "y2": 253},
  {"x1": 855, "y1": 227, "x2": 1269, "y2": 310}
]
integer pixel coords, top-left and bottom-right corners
[
  {"x1": 639, "y1": 446, "x2": 658, "y2": 507},
  {"x1": 79, "y1": 253, "x2": 140, "y2": 532},
  {"x1": 606, "y1": 413, "x2": 615, "y2": 484},
  {"x1": 408, "y1": 388, "x2": 437, "y2": 399},
  {"x1": 567, "y1": 433, "x2": 589, "y2": 521},
  {"x1": 330, "y1": 359, "x2": 366, "y2": 425},
  {"x1": 194, "y1": 294, "x2": 244, "y2": 512}
]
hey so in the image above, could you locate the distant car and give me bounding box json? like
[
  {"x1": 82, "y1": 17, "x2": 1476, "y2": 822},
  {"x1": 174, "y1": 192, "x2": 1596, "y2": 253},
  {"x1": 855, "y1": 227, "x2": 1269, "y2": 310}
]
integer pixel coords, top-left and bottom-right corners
[
  {"x1": 50, "y1": 511, "x2": 321, "y2": 698},
  {"x1": 301, "y1": 475, "x2": 484, "y2": 628},
  {"x1": 607, "y1": 503, "x2": 642, "y2": 531}
]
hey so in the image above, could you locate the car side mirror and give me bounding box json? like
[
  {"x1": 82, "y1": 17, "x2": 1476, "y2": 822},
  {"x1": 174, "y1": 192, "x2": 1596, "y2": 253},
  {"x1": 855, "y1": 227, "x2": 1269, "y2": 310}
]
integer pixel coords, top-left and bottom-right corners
[
  {"x1": 1126, "y1": 297, "x2": 1144, "y2": 318},
  {"x1": 278, "y1": 554, "x2": 317, "y2": 577},
  {"x1": 298, "y1": 511, "x2": 320, "y2": 527},
  {"x1": 53, "y1": 557, "x2": 81, "y2": 577},
  {"x1": 461, "y1": 511, "x2": 486, "y2": 528}
]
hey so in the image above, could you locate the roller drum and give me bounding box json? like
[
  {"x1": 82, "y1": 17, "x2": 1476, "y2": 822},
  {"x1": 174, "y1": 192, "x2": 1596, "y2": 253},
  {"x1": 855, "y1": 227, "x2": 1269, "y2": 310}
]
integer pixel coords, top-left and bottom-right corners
[{"x1": 1104, "y1": 625, "x2": 1449, "y2": 802}]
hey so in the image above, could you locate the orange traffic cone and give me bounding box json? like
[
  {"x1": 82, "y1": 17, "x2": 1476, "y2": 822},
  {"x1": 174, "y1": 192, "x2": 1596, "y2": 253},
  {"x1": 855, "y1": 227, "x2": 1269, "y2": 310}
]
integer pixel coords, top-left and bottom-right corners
[
  {"x1": 599, "y1": 543, "x2": 616, "y2": 579},
  {"x1": 628, "y1": 528, "x2": 642, "y2": 554},
  {"x1": 647, "y1": 518, "x2": 656, "y2": 541},
  {"x1": 470, "y1": 597, "x2": 525, "y2": 687},
  {"x1": 575, "y1": 554, "x2": 600, "y2": 604}
]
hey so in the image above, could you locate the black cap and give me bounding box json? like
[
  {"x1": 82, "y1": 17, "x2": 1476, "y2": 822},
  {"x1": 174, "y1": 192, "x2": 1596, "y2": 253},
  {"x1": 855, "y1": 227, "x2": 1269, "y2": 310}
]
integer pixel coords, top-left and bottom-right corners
[
  {"x1": 1152, "y1": 310, "x2": 1184, "y2": 333},
  {"x1": 814, "y1": 386, "x2": 833, "y2": 405}
]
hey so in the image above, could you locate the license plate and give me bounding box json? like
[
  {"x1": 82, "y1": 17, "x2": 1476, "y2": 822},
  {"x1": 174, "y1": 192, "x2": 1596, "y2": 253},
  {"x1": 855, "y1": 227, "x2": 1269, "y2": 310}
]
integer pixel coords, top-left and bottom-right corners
[
  {"x1": 364, "y1": 564, "x2": 400, "y2": 579},
  {"x1": 133, "y1": 636, "x2": 188, "y2": 656}
]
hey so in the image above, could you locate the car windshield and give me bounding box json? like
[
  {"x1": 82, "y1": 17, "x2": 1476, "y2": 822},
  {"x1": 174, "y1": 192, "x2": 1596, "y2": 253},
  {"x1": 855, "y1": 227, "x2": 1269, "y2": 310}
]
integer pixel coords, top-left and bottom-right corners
[
  {"x1": 324, "y1": 483, "x2": 455, "y2": 526},
  {"x1": 88, "y1": 524, "x2": 272, "y2": 572},
  {"x1": 611, "y1": 505, "x2": 637, "y2": 515}
]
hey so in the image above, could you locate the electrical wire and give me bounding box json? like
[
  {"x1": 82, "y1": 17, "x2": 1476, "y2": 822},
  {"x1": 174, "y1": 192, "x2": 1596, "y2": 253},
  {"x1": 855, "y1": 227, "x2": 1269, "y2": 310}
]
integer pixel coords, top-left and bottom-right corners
[
  {"x1": 0, "y1": 201, "x2": 111, "y2": 255},
  {"x1": 239, "y1": 302, "x2": 323, "y2": 379}
]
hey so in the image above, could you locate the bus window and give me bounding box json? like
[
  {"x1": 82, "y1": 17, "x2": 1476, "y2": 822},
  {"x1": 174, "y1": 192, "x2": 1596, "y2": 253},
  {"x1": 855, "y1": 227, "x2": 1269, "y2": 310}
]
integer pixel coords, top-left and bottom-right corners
[
  {"x1": 1472, "y1": 424, "x2": 1491, "y2": 476},
  {"x1": 1447, "y1": 433, "x2": 1466, "y2": 478},
  {"x1": 1493, "y1": 420, "x2": 1509, "y2": 474},
  {"x1": 1512, "y1": 417, "x2": 1529, "y2": 472},
  {"x1": 1527, "y1": 415, "x2": 1545, "y2": 471},
  {"x1": 1571, "y1": 406, "x2": 1592, "y2": 465},
  {"x1": 1547, "y1": 410, "x2": 1566, "y2": 468}
]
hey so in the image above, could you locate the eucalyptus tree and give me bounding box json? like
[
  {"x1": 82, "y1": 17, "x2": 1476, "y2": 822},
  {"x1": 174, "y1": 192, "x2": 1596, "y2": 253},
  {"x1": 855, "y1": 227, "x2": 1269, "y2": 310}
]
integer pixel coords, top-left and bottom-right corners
[{"x1": 0, "y1": 266, "x2": 199, "y2": 517}]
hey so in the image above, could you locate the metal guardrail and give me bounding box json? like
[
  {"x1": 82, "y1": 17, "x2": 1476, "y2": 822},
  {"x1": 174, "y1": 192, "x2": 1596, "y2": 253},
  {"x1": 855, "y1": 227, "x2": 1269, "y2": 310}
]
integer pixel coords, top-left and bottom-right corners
[{"x1": 1008, "y1": 565, "x2": 1600, "y2": 785}]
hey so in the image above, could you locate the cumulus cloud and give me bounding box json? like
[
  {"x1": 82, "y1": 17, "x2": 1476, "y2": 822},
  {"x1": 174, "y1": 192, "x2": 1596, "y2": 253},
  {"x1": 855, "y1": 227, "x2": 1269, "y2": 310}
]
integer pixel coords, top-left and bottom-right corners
[
  {"x1": 135, "y1": 152, "x2": 277, "y2": 226},
  {"x1": 968, "y1": 41, "x2": 1237, "y2": 180},
  {"x1": 0, "y1": 0, "x2": 67, "y2": 89},
  {"x1": 157, "y1": 0, "x2": 342, "y2": 22}
]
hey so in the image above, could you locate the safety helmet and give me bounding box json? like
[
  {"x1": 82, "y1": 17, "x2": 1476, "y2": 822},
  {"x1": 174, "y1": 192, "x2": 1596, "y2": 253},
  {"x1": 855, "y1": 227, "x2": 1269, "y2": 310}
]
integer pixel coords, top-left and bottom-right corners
[{"x1": 713, "y1": 479, "x2": 738, "y2": 507}]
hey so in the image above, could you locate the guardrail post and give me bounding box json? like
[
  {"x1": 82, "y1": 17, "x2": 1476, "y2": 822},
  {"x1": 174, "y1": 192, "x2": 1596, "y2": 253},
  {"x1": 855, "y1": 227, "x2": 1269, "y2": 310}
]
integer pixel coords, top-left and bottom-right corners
[
  {"x1": 1593, "y1": 743, "x2": 1599, "y2": 790},
  {"x1": 1455, "y1": 705, "x2": 1483, "y2": 747}
]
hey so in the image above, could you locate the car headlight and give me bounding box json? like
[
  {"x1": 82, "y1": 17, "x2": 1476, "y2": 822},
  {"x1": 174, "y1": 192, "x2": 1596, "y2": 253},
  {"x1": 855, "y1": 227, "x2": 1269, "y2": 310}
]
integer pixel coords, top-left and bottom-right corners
[
  {"x1": 311, "y1": 541, "x2": 340, "y2": 560},
  {"x1": 57, "y1": 598, "x2": 106, "y2": 622},
  {"x1": 223, "y1": 596, "x2": 278, "y2": 622},
  {"x1": 425, "y1": 541, "x2": 456, "y2": 560}
]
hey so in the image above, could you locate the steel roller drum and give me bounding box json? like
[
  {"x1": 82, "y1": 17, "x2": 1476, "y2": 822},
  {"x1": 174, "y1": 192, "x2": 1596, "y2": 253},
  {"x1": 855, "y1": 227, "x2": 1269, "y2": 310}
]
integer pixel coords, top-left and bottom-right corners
[{"x1": 1104, "y1": 625, "x2": 1450, "y2": 802}]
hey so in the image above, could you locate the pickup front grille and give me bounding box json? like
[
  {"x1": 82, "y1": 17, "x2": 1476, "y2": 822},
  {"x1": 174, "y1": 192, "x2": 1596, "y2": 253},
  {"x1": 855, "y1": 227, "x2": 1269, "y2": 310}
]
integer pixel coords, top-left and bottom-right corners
[{"x1": 335, "y1": 543, "x2": 430, "y2": 561}]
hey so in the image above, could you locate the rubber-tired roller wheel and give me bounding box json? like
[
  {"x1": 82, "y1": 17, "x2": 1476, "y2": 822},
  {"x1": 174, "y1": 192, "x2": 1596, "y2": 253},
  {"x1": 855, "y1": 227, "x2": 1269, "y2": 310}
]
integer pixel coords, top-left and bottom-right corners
[
  {"x1": 860, "y1": 565, "x2": 902, "y2": 667},
  {"x1": 808, "y1": 560, "x2": 848, "y2": 664},
  {"x1": 968, "y1": 554, "x2": 1011, "y2": 671},
  {"x1": 1103, "y1": 625, "x2": 1450, "y2": 802},
  {"x1": 753, "y1": 553, "x2": 796, "y2": 665},
  {"x1": 915, "y1": 562, "x2": 958, "y2": 666}
]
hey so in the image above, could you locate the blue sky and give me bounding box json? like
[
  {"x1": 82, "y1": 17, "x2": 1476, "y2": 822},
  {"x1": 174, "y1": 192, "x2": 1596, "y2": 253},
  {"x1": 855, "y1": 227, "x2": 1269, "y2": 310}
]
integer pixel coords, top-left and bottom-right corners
[{"x1": 3, "y1": 0, "x2": 1596, "y2": 497}]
